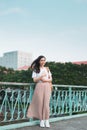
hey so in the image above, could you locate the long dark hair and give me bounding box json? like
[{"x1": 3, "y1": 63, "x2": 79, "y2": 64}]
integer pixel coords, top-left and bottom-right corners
[{"x1": 31, "y1": 55, "x2": 46, "y2": 73}]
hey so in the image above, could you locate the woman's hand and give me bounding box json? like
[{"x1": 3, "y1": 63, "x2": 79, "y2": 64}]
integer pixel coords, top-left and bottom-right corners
[
  {"x1": 41, "y1": 76, "x2": 52, "y2": 82},
  {"x1": 33, "y1": 72, "x2": 46, "y2": 82},
  {"x1": 40, "y1": 72, "x2": 46, "y2": 79}
]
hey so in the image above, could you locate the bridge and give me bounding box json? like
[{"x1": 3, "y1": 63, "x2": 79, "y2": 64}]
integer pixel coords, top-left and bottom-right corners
[
  {"x1": 0, "y1": 82, "x2": 87, "y2": 130},
  {"x1": 14, "y1": 116, "x2": 87, "y2": 130}
]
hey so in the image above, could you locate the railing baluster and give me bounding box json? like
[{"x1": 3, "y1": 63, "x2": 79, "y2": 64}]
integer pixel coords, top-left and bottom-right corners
[{"x1": 0, "y1": 82, "x2": 87, "y2": 129}]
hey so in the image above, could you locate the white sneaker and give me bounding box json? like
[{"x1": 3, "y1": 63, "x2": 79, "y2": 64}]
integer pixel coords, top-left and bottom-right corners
[
  {"x1": 40, "y1": 120, "x2": 45, "y2": 127},
  {"x1": 45, "y1": 120, "x2": 50, "y2": 128}
]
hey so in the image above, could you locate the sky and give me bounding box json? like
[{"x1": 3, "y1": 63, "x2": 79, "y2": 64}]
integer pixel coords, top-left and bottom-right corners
[{"x1": 0, "y1": 0, "x2": 87, "y2": 62}]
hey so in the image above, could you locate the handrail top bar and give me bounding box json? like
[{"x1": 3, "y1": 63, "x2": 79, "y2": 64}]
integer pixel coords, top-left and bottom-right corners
[
  {"x1": 0, "y1": 82, "x2": 34, "y2": 86},
  {"x1": 53, "y1": 84, "x2": 87, "y2": 88},
  {"x1": 0, "y1": 82, "x2": 87, "y2": 88}
]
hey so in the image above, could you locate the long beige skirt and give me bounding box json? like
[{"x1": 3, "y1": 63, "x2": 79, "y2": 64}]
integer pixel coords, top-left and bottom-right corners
[{"x1": 27, "y1": 82, "x2": 51, "y2": 120}]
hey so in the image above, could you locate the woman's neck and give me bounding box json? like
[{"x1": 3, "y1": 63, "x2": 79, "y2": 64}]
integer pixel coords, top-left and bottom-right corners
[{"x1": 40, "y1": 66, "x2": 44, "y2": 68}]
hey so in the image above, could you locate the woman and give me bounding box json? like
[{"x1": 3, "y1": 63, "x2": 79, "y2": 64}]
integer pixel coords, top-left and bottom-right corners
[{"x1": 27, "y1": 55, "x2": 52, "y2": 128}]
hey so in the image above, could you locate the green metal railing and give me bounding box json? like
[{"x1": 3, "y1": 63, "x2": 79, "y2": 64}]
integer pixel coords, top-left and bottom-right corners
[{"x1": 0, "y1": 82, "x2": 87, "y2": 130}]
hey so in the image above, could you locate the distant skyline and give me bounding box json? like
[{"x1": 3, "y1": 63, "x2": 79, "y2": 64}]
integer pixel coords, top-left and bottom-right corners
[{"x1": 0, "y1": 0, "x2": 87, "y2": 62}]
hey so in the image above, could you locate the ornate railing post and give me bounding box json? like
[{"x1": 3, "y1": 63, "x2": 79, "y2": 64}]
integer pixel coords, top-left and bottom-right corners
[
  {"x1": 0, "y1": 83, "x2": 87, "y2": 130},
  {"x1": 69, "y1": 87, "x2": 72, "y2": 116}
]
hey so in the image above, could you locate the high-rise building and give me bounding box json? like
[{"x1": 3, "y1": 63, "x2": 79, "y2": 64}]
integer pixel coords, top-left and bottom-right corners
[{"x1": 0, "y1": 51, "x2": 33, "y2": 70}]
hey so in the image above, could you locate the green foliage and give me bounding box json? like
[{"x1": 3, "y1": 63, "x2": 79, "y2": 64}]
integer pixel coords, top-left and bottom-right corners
[
  {"x1": 0, "y1": 62, "x2": 87, "y2": 85},
  {"x1": 46, "y1": 62, "x2": 87, "y2": 85}
]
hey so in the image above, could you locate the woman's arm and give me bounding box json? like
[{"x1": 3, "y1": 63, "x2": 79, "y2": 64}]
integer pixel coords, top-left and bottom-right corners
[
  {"x1": 33, "y1": 73, "x2": 46, "y2": 82},
  {"x1": 41, "y1": 78, "x2": 52, "y2": 82},
  {"x1": 41, "y1": 73, "x2": 52, "y2": 82},
  {"x1": 41, "y1": 68, "x2": 52, "y2": 82}
]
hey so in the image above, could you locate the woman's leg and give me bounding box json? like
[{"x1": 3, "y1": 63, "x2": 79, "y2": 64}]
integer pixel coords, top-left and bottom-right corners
[
  {"x1": 27, "y1": 83, "x2": 44, "y2": 120},
  {"x1": 42, "y1": 83, "x2": 51, "y2": 127}
]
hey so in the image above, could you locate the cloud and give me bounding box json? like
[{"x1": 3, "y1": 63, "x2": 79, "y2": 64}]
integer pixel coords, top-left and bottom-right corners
[{"x1": 0, "y1": 7, "x2": 23, "y2": 16}]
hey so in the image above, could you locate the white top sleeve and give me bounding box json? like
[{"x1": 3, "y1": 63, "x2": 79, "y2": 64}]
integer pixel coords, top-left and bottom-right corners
[
  {"x1": 32, "y1": 68, "x2": 52, "y2": 79},
  {"x1": 32, "y1": 71, "x2": 37, "y2": 78}
]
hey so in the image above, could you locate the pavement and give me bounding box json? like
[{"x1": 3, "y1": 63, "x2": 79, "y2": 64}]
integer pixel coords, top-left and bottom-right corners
[{"x1": 13, "y1": 116, "x2": 87, "y2": 130}]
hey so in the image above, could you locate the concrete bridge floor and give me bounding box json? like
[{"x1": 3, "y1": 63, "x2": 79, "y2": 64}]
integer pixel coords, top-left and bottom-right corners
[{"x1": 13, "y1": 116, "x2": 87, "y2": 130}]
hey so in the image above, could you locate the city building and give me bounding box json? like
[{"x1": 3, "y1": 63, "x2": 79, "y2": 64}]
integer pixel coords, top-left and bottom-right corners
[
  {"x1": 0, "y1": 51, "x2": 33, "y2": 70},
  {"x1": 17, "y1": 65, "x2": 30, "y2": 71},
  {"x1": 72, "y1": 61, "x2": 87, "y2": 65}
]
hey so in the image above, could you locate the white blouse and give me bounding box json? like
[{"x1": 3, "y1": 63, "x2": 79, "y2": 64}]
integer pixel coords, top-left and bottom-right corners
[{"x1": 32, "y1": 67, "x2": 52, "y2": 82}]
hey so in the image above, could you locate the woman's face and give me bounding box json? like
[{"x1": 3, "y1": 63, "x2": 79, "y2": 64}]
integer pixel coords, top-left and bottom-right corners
[{"x1": 39, "y1": 57, "x2": 46, "y2": 67}]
